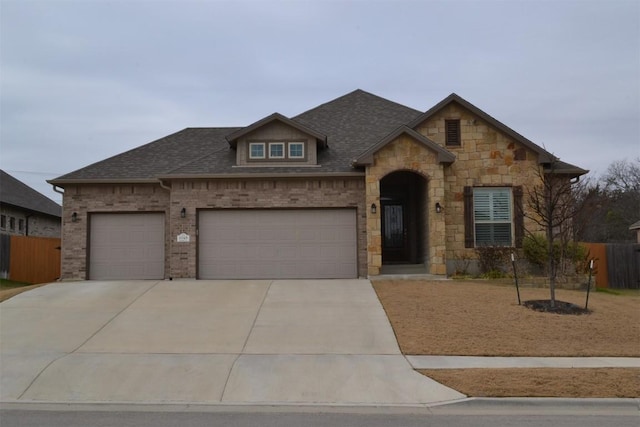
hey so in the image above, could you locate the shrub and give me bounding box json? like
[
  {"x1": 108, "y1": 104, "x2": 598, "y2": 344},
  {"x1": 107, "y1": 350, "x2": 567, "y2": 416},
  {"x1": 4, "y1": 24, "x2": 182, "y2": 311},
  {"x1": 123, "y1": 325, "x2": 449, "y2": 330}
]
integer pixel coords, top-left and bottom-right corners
[
  {"x1": 474, "y1": 245, "x2": 512, "y2": 277},
  {"x1": 523, "y1": 234, "x2": 549, "y2": 270},
  {"x1": 522, "y1": 234, "x2": 589, "y2": 275}
]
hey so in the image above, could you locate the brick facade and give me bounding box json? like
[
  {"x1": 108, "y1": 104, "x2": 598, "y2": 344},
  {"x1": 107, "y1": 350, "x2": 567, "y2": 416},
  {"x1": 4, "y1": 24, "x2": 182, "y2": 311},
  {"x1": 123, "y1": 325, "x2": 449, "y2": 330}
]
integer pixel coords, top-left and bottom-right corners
[
  {"x1": 0, "y1": 204, "x2": 61, "y2": 238},
  {"x1": 61, "y1": 184, "x2": 170, "y2": 280},
  {"x1": 60, "y1": 177, "x2": 366, "y2": 280},
  {"x1": 169, "y1": 177, "x2": 366, "y2": 278}
]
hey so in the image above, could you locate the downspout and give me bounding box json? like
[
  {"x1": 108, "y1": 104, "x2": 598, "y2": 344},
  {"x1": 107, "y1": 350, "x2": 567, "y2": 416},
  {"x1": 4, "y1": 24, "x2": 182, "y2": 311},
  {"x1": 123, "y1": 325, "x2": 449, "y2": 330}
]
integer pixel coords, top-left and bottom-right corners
[
  {"x1": 25, "y1": 213, "x2": 33, "y2": 236},
  {"x1": 158, "y1": 180, "x2": 171, "y2": 191}
]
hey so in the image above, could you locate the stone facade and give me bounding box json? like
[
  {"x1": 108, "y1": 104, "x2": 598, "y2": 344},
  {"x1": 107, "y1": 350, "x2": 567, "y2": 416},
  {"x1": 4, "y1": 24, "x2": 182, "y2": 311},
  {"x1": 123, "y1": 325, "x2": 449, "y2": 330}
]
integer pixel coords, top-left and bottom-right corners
[
  {"x1": 365, "y1": 134, "x2": 447, "y2": 276},
  {"x1": 414, "y1": 103, "x2": 544, "y2": 274}
]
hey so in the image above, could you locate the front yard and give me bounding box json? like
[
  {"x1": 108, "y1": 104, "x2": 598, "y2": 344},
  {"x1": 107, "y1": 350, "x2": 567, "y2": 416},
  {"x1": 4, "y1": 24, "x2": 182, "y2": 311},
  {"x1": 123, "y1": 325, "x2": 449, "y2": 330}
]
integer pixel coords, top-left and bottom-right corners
[{"x1": 373, "y1": 280, "x2": 640, "y2": 397}]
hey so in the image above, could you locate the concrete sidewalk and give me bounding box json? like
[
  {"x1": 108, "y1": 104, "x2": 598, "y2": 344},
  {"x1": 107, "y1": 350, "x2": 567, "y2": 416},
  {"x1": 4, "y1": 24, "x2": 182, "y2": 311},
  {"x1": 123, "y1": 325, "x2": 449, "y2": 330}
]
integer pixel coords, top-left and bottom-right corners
[
  {"x1": 0, "y1": 279, "x2": 465, "y2": 406},
  {"x1": 408, "y1": 356, "x2": 640, "y2": 369}
]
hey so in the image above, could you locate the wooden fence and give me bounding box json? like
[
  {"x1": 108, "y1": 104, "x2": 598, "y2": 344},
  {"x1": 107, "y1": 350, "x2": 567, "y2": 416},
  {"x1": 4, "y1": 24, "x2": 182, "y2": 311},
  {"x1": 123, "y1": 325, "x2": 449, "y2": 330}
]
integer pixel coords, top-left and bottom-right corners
[
  {"x1": 583, "y1": 242, "x2": 640, "y2": 289},
  {"x1": 1, "y1": 235, "x2": 61, "y2": 284}
]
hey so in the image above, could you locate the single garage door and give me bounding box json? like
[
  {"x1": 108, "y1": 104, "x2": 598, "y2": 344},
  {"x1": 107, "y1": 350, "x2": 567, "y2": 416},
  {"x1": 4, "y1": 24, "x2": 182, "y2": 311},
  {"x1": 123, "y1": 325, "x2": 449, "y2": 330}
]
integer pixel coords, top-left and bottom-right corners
[
  {"x1": 198, "y1": 209, "x2": 357, "y2": 279},
  {"x1": 89, "y1": 213, "x2": 165, "y2": 280}
]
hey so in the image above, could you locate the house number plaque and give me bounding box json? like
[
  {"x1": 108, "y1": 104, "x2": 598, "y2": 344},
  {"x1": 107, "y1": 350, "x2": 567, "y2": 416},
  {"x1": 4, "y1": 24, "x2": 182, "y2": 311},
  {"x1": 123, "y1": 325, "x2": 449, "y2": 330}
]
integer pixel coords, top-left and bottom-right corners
[{"x1": 177, "y1": 233, "x2": 190, "y2": 243}]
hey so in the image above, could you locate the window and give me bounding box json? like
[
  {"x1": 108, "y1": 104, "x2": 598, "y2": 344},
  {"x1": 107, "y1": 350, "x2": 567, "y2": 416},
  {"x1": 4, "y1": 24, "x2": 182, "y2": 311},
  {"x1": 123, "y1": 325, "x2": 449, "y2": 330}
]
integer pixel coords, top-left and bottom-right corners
[
  {"x1": 288, "y1": 142, "x2": 304, "y2": 159},
  {"x1": 249, "y1": 143, "x2": 265, "y2": 159},
  {"x1": 18, "y1": 219, "x2": 24, "y2": 232},
  {"x1": 473, "y1": 188, "x2": 512, "y2": 246},
  {"x1": 445, "y1": 119, "x2": 461, "y2": 146},
  {"x1": 9, "y1": 217, "x2": 15, "y2": 231},
  {"x1": 269, "y1": 142, "x2": 285, "y2": 159},
  {"x1": 0, "y1": 215, "x2": 5, "y2": 229}
]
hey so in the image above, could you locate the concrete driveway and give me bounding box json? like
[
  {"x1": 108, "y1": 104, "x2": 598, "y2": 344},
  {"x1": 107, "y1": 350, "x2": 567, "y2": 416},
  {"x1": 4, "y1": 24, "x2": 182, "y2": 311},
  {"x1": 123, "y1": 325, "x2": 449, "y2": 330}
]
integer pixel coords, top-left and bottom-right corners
[{"x1": 0, "y1": 279, "x2": 464, "y2": 406}]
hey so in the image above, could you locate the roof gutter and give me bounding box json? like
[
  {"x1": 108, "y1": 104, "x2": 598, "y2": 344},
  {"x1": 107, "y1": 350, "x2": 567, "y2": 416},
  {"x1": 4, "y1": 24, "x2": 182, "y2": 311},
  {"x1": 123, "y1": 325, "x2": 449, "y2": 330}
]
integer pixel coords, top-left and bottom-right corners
[
  {"x1": 156, "y1": 172, "x2": 366, "y2": 180},
  {"x1": 47, "y1": 178, "x2": 159, "y2": 185}
]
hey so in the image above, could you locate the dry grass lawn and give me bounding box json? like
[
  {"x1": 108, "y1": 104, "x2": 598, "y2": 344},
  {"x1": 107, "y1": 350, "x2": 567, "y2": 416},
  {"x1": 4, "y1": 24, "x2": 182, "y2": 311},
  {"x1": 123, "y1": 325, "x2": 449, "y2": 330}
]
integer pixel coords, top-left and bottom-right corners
[
  {"x1": 419, "y1": 368, "x2": 640, "y2": 398},
  {"x1": 373, "y1": 280, "x2": 640, "y2": 397},
  {"x1": 373, "y1": 280, "x2": 640, "y2": 356}
]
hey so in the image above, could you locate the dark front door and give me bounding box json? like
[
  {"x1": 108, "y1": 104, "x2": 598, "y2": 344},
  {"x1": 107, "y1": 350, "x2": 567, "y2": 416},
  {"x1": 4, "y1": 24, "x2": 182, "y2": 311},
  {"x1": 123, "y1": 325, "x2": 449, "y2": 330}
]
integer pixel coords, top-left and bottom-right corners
[{"x1": 382, "y1": 202, "x2": 409, "y2": 263}]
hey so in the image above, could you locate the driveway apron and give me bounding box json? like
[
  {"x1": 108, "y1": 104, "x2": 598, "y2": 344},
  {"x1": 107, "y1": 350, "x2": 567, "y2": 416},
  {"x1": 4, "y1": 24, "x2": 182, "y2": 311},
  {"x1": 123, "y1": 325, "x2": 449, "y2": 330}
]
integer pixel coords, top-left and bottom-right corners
[{"x1": 0, "y1": 279, "x2": 464, "y2": 405}]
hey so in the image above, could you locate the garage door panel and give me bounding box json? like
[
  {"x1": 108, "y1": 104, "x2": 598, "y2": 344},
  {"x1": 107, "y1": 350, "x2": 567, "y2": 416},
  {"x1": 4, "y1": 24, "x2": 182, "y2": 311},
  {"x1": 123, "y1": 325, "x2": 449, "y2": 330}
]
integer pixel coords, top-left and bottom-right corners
[
  {"x1": 199, "y1": 209, "x2": 357, "y2": 279},
  {"x1": 90, "y1": 213, "x2": 165, "y2": 280}
]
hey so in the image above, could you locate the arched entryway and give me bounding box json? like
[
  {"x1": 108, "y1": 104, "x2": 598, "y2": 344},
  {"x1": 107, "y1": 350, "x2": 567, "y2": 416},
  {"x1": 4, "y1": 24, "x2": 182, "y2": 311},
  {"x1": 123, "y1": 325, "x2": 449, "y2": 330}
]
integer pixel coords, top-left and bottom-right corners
[{"x1": 380, "y1": 171, "x2": 428, "y2": 267}]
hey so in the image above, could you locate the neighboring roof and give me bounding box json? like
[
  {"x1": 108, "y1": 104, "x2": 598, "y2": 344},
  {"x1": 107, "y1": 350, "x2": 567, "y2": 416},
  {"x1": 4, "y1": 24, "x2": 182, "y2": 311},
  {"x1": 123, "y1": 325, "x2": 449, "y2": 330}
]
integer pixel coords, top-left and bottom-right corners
[
  {"x1": 225, "y1": 112, "x2": 327, "y2": 148},
  {"x1": 0, "y1": 170, "x2": 61, "y2": 217},
  {"x1": 50, "y1": 89, "x2": 587, "y2": 183},
  {"x1": 354, "y1": 126, "x2": 456, "y2": 165},
  {"x1": 629, "y1": 220, "x2": 640, "y2": 231}
]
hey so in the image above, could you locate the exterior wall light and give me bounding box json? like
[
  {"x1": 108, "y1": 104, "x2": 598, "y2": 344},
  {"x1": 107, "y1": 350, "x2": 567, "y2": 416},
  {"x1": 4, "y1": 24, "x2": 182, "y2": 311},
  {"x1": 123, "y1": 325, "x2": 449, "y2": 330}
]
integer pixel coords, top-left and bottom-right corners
[
  {"x1": 71, "y1": 212, "x2": 78, "y2": 222},
  {"x1": 180, "y1": 207, "x2": 186, "y2": 218},
  {"x1": 435, "y1": 202, "x2": 442, "y2": 214},
  {"x1": 370, "y1": 203, "x2": 377, "y2": 214}
]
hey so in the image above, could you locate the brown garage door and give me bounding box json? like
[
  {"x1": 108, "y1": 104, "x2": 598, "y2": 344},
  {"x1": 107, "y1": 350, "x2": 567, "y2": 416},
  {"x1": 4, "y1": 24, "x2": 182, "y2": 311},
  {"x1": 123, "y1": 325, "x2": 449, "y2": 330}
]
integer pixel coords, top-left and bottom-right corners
[
  {"x1": 89, "y1": 213, "x2": 165, "y2": 280},
  {"x1": 198, "y1": 209, "x2": 357, "y2": 279}
]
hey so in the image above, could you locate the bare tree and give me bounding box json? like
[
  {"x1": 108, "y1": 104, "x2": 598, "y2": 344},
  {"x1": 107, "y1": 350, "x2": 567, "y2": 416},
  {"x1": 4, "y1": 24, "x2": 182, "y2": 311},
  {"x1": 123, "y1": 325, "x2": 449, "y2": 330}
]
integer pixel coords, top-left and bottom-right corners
[{"x1": 525, "y1": 159, "x2": 584, "y2": 306}]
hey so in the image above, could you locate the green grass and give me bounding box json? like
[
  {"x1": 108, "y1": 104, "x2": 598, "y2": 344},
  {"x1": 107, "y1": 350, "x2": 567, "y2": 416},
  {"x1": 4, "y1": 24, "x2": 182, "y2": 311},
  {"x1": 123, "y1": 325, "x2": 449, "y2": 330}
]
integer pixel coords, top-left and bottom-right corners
[
  {"x1": 596, "y1": 287, "x2": 640, "y2": 297},
  {"x1": 0, "y1": 278, "x2": 32, "y2": 290}
]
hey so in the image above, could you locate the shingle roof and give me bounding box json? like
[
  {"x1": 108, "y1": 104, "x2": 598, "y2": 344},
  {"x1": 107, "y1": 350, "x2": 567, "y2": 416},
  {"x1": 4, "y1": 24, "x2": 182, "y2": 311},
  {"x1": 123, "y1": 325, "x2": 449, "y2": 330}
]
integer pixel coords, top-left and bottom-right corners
[
  {"x1": 50, "y1": 89, "x2": 587, "y2": 183},
  {"x1": 0, "y1": 170, "x2": 61, "y2": 217},
  {"x1": 51, "y1": 128, "x2": 240, "y2": 182}
]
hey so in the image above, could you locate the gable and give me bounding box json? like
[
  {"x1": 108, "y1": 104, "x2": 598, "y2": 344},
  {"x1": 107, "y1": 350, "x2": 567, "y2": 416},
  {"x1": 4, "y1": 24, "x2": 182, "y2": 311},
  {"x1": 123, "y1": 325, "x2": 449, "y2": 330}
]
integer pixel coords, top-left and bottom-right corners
[
  {"x1": 225, "y1": 113, "x2": 327, "y2": 148},
  {"x1": 411, "y1": 98, "x2": 544, "y2": 161},
  {"x1": 234, "y1": 120, "x2": 320, "y2": 166},
  {"x1": 354, "y1": 126, "x2": 455, "y2": 166}
]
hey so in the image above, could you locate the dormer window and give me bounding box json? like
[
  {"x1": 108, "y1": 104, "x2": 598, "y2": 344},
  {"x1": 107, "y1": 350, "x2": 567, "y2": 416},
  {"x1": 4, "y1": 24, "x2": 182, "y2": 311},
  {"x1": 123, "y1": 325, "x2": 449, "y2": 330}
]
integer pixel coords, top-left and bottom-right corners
[
  {"x1": 289, "y1": 142, "x2": 304, "y2": 159},
  {"x1": 247, "y1": 141, "x2": 308, "y2": 162},
  {"x1": 249, "y1": 143, "x2": 265, "y2": 159},
  {"x1": 269, "y1": 143, "x2": 285, "y2": 159}
]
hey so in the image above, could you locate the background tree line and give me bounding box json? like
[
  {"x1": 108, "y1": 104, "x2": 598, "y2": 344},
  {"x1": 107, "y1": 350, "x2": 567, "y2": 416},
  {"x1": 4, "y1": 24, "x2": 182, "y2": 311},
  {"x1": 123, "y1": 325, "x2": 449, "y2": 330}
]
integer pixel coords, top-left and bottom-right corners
[{"x1": 574, "y1": 158, "x2": 640, "y2": 243}]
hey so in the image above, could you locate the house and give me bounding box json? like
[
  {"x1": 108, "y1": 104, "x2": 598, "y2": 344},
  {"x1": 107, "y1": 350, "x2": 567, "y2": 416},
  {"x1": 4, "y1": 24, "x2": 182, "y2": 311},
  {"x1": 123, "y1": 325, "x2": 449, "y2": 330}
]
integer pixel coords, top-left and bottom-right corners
[
  {"x1": 1, "y1": 170, "x2": 62, "y2": 238},
  {"x1": 630, "y1": 220, "x2": 640, "y2": 243},
  {"x1": 49, "y1": 90, "x2": 587, "y2": 280}
]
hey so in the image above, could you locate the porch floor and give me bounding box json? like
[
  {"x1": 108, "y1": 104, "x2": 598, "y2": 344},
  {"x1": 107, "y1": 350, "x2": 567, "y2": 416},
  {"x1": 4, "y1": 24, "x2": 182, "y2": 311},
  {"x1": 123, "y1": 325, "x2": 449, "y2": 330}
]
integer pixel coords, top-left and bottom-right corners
[{"x1": 372, "y1": 264, "x2": 448, "y2": 281}]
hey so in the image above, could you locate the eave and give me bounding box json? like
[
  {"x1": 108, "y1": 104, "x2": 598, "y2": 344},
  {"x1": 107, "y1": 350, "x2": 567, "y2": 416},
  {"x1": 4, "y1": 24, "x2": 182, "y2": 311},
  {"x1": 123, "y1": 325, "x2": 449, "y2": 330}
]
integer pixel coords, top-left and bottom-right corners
[
  {"x1": 353, "y1": 126, "x2": 456, "y2": 166},
  {"x1": 225, "y1": 112, "x2": 328, "y2": 148}
]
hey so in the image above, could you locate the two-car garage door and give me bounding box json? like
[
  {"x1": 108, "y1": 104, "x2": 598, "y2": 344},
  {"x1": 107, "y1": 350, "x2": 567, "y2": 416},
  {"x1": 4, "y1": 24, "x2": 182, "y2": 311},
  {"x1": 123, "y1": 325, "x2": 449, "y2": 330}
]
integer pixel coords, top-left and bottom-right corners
[{"x1": 198, "y1": 209, "x2": 357, "y2": 279}]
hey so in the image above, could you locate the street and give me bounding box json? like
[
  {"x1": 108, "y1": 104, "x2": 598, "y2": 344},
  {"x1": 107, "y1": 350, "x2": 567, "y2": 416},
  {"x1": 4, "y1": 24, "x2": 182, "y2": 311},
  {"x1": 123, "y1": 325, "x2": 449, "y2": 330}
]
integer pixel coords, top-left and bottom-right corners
[{"x1": 1, "y1": 400, "x2": 637, "y2": 427}]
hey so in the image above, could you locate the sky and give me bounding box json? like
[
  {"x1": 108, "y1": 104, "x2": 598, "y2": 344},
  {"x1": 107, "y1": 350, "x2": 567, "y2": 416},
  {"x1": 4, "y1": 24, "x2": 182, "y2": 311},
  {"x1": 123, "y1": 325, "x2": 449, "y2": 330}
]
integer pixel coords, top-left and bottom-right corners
[{"x1": 1, "y1": 0, "x2": 639, "y2": 205}]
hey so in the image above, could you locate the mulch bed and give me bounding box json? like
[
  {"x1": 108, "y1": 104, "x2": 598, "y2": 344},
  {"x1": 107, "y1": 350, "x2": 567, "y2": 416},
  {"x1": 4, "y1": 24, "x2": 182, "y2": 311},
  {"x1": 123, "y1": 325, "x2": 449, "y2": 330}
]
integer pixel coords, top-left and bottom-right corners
[{"x1": 523, "y1": 299, "x2": 590, "y2": 315}]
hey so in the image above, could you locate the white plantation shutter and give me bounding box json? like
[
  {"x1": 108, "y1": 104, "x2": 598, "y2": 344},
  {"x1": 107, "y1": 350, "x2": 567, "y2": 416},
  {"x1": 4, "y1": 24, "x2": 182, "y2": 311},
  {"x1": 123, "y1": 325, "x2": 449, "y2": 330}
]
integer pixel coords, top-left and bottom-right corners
[{"x1": 473, "y1": 188, "x2": 513, "y2": 246}]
